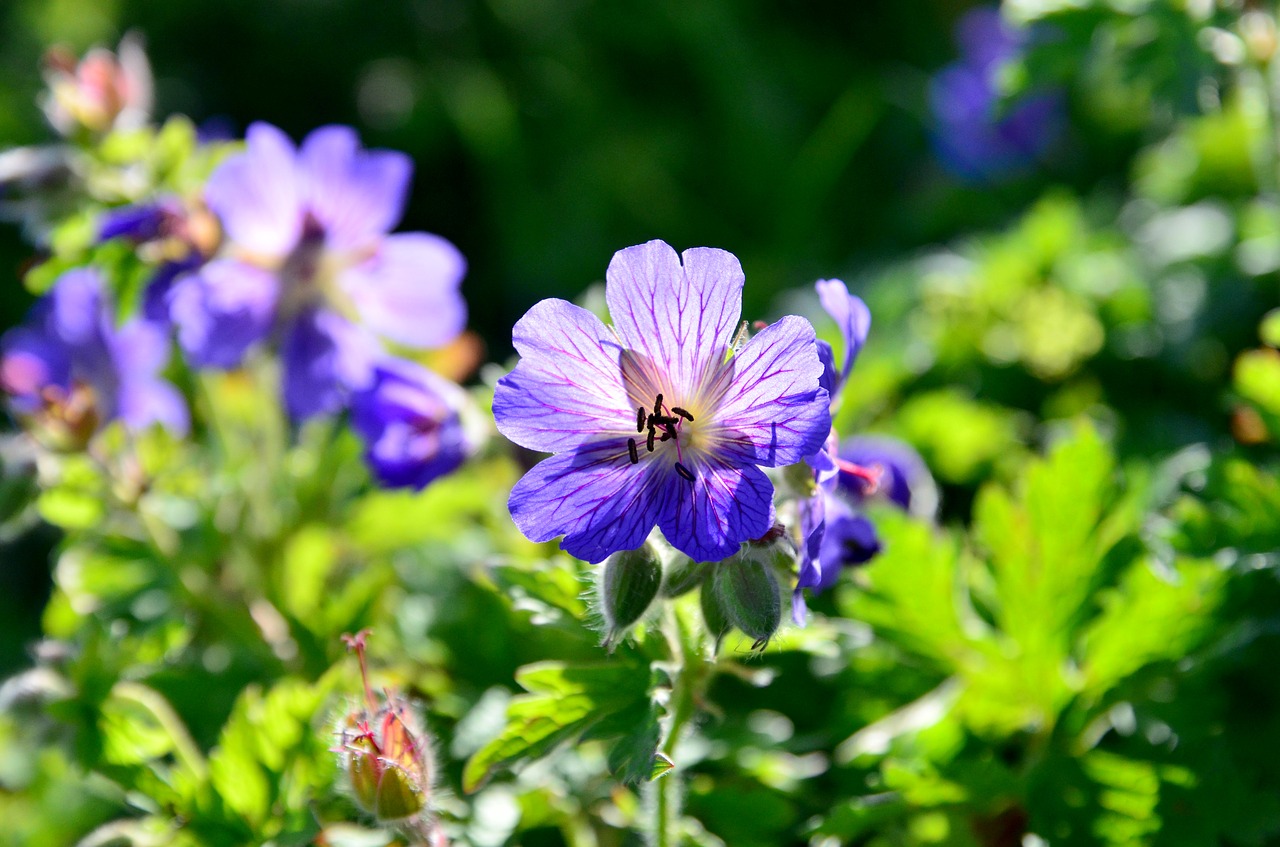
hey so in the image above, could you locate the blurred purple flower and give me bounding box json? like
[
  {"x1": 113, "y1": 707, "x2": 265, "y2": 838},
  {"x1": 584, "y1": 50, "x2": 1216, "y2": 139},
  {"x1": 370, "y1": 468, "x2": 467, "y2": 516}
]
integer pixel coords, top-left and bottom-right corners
[
  {"x1": 929, "y1": 7, "x2": 1063, "y2": 181},
  {"x1": 350, "y1": 358, "x2": 472, "y2": 489},
  {"x1": 493, "y1": 239, "x2": 830, "y2": 564},
  {"x1": 169, "y1": 122, "x2": 466, "y2": 420},
  {"x1": 792, "y1": 280, "x2": 937, "y2": 622},
  {"x1": 0, "y1": 267, "x2": 187, "y2": 439}
]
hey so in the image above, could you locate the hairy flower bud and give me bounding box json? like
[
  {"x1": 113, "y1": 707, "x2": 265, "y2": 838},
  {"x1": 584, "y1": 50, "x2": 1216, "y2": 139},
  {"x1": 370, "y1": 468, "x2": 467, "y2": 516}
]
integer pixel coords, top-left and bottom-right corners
[
  {"x1": 335, "y1": 631, "x2": 436, "y2": 824},
  {"x1": 599, "y1": 542, "x2": 662, "y2": 647},
  {"x1": 712, "y1": 550, "x2": 782, "y2": 649}
]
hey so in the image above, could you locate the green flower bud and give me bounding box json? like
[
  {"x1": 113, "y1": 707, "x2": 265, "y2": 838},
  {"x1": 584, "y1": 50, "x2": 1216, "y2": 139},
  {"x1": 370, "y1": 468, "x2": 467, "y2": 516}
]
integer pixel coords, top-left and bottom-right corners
[
  {"x1": 599, "y1": 542, "x2": 662, "y2": 646},
  {"x1": 660, "y1": 553, "x2": 706, "y2": 597},
  {"x1": 712, "y1": 551, "x2": 782, "y2": 649}
]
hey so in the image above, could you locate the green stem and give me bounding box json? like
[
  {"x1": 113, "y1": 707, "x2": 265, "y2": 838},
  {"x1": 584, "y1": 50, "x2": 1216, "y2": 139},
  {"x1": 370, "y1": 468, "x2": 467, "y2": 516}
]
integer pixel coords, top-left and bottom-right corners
[
  {"x1": 650, "y1": 596, "x2": 705, "y2": 847},
  {"x1": 111, "y1": 680, "x2": 207, "y2": 780}
]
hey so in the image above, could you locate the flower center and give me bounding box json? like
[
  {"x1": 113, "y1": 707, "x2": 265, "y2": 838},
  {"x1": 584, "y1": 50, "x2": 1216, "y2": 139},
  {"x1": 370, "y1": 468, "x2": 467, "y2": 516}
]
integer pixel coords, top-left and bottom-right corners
[{"x1": 625, "y1": 393, "x2": 697, "y2": 483}]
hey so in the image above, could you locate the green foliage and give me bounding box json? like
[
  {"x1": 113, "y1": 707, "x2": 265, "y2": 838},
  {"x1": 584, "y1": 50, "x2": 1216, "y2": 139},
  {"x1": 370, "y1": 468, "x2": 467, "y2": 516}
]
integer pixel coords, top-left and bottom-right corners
[{"x1": 463, "y1": 659, "x2": 657, "y2": 791}]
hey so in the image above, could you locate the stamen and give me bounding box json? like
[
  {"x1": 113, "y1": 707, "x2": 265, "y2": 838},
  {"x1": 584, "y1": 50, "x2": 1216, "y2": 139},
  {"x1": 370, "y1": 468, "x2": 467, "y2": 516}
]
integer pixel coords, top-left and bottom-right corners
[
  {"x1": 646, "y1": 427, "x2": 656, "y2": 452},
  {"x1": 671, "y1": 407, "x2": 695, "y2": 422},
  {"x1": 675, "y1": 462, "x2": 696, "y2": 482},
  {"x1": 659, "y1": 429, "x2": 672, "y2": 442},
  {"x1": 636, "y1": 407, "x2": 646, "y2": 433},
  {"x1": 627, "y1": 438, "x2": 639, "y2": 464},
  {"x1": 653, "y1": 393, "x2": 664, "y2": 417},
  {"x1": 836, "y1": 458, "x2": 883, "y2": 495}
]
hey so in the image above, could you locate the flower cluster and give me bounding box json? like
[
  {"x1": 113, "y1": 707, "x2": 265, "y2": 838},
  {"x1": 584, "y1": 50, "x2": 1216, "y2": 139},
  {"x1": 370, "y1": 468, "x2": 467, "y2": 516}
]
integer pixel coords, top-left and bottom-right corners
[{"x1": 0, "y1": 40, "x2": 477, "y2": 494}]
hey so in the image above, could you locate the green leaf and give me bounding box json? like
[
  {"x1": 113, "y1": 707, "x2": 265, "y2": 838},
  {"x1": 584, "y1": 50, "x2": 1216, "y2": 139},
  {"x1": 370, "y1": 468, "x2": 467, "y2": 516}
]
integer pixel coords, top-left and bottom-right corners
[
  {"x1": 462, "y1": 660, "x2": 651, "y2": 792},
  {"x1": 1079, "y1": 557, "x2": 1224, "y2": 697},
  {"x1": 281, "y1": 524, "x2": 338, "y2": 623},
  {"x1": 205, "y1": 678, "x2": 331, "y2": 835}
]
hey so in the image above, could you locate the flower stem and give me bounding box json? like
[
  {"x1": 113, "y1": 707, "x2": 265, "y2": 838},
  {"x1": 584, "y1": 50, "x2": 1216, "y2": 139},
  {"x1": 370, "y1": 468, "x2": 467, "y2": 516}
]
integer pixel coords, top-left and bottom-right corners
[{"x1": 650, "y1": 594, "x2": 705, "y2": 847}]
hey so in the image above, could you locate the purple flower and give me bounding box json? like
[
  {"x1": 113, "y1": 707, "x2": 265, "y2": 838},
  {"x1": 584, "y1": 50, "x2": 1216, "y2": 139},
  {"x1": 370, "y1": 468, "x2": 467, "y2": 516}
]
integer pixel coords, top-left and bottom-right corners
[
  {"x1": 929, "y1": 7, "x2": 1063, "y2": 181},
  {"x1": 168, "y1": 122, "x2": 467, "y2": 420},
  {"x1": 492, "y1": 240, "x2": 831, "y2": 564},
  {"x1": 794, "y1": 279, "x2": 880, "y2": 622},
  {"x1": 837, "y1": 435, "x2": 936, "y2": 513},
  {"x1": 0, "y1": 267, "x2": 187, "y2": 439},
  {"x1": 350, "y1": 358, "x2": 472, "y2": 489}
]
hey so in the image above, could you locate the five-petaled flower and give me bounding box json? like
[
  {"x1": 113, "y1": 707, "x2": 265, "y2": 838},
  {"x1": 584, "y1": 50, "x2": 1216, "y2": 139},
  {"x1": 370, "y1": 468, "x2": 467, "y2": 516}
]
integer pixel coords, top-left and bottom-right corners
[
  {"x1": 493, "y1": 239, "x2": 831, "y2": 564},
  {"x1": 168, "y1": 122, "x2": 467, "y2": 420}
]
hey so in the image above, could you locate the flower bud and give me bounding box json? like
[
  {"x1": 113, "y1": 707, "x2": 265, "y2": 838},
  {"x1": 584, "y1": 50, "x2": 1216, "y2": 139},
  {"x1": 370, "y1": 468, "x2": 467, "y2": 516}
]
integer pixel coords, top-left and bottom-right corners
[
  {"x1": 40, "y1": 33, "x2": 153, "y2": 137},
  {"x1": 335, "y1": 631, "x2": 436, "y2": 823},
  {"x1": 712, "y1": 550, "x2": 782, "y2": 649},
  {"x1": 599, "y1": 542, "x2": 662, "y2": 646}
]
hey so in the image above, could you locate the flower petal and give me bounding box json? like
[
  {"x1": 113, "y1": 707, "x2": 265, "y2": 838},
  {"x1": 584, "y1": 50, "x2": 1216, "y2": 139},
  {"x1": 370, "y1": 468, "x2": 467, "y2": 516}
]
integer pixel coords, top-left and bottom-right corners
[
  {"x1": 815, "y1": 279, "x2": 869, "y2": 387},
  {"x1": 493, "y1": 298, "x2": 633, "y2": 453},
  {"x1": 508, "y1": 441, "x2": 672, "y2": 563},
  {"x1": 351, "y1": 359, "x2": 470, "y2": 489},
  {"x1": 818, "y1": 503, "x2": 881, "y2": 582},
  {"x1": 657, "y1": 459, "x2": 774, "y2": 563},
  {"x1": 706, "y1": 315, "x2": 830, "y2": 468},
  {"x1": 205, "y1": 122, "x2": 302, "y2": 257},
  {"x1": 840, "y1": 435, "x2": 938, "y2": 517},
  {"x1": 299, "y1": 125, "x2": 412, "y2": 251},
  {"x1": 604, "y1": 240, "x2": 743, "y2": 396},
  {"x1": 342, "y1": 232, "x2": 466, "y2": 348},
  {"x1": 168, "y1": 259, "x2": 277, "y2": 368},
  {"x1": 0, "y1": 326, "x2": 71, "y2": 412},
  {"x1": 116, "y1": 375, "x2": 189, "y2": 435},
  {"x1": 281, "y1": 308, "x2": 378, "y2": 421}
]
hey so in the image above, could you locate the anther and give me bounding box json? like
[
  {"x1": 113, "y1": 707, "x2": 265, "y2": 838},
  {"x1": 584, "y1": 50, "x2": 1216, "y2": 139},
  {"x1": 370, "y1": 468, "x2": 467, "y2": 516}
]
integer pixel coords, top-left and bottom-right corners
[
  {"x1": 653, "y1": 394, "x2": 663, "y2": 417},
  {"x1": 646, "y1": 427, "x2": 656, "y2": 452},
  {"x1": 636, "y1": 407, "x2": 646, "y2": 433},
  {"x1": 671, "y1": 407, "x2": 695, "y2": 422},
  {"x1": 675, "y1": 462, "x2": 696, "y2": 482},
  {"x1": 627, "y1": 438, "x2": 639, "y2": 464},
  {"x1": 659, "y1": 429, "x2": 672, "y2": 442}
]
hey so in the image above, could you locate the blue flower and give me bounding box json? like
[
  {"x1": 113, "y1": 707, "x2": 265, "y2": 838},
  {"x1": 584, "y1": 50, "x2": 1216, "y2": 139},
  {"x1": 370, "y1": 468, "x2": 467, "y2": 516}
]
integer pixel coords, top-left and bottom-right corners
[
  {"x1": 792, "y1": 280, "x2": 935, "y2": 622},
  {"x1": 493, "y1": 240, "x2": 831, "y2": 564},
  {"x1": 929, "y1": 7, "x2": 1063, "y2": 181},
  {"x1": 350, "y1": 358, "x2": 473, "y2": 490},
  {"x1": 168, "y1": 122, "x2": 467, "y2": 420},
  {"x1": 0, "y1": 267, "x2": 187, "y2": 441}
]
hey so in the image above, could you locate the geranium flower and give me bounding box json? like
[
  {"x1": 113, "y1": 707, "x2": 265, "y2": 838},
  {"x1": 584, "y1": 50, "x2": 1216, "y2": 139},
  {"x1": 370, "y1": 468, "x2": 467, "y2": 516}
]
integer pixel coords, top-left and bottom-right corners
[
  {"x1": 493, "y1": 239, "x2": 830, "y2": 564},
  {"x1": 929, "y1": 7, "x2": 1063, "y2": 181},
  {"x1": 350, "y1": 358, "x2": 474, "y2": 490},
  {"x1": 168, "y1": 122, "x2": 466, "y2": 419},
  {"x1": 0, "y1": 267, "x2": 187, "y2": 442}
]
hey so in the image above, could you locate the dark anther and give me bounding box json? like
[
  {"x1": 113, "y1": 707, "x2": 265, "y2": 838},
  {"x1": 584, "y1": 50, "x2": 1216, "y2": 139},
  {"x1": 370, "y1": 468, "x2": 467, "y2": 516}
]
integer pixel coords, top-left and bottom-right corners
[
  {"x1": 659, "y1": 429, "x2": 672, "y2": 442},
  {"x1": 672, "y1": 407, "x2": 695, "y2": 422},
  {"x1": 652, "y1": 415, "x2": 679, "y2": 427},
  {"x1": 636, "y1": 407, "x2": 646, "y2": 433},
  {"x1": 646, "y1": 427, "x2": 656, "y2": 452},
  {"x1": 653, "y1": 394, "x2": 664, "y2": 417},
  {"x1": 627, "y1": 438, "x2": 639, "y2": 464},
  {"x1": 675, "y1": 462, "x2": 696, "y2": 482}
]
